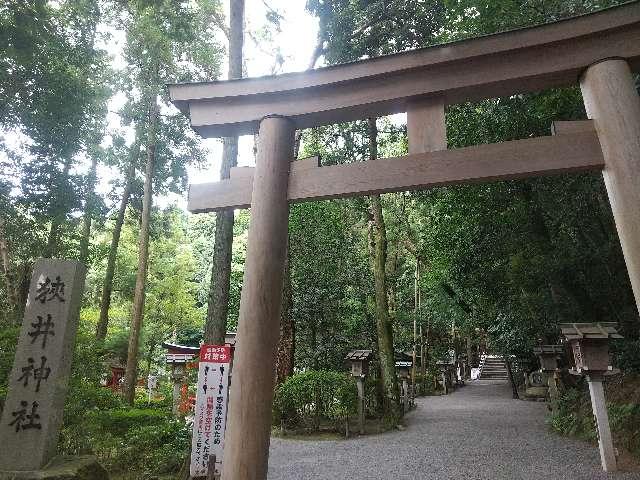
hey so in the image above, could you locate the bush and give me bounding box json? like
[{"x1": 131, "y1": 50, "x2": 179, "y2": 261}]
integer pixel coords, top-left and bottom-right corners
[
  {"x1": 612, "y1": 339, "x2": 640, "y2": 374},
  {"x1": 608, "y1": 402, "x2": 640, "y2": 457},
  {"x1": 414, "y1": 372, "x2": 438, "y2": 396},
  {"x1": 61, "y1": 405, "x2": 169, "y2": 453},
  {"x1": 0, "y1": 326, "x2": 19, "y2": 408},
  {"x1": 549, "y1": 383, "x2": 640, "y2": 459},
  {"x1": 60, "y1": 405, "x2": 186, "y2": 476},
  {"x1": 549, "y1": 388, "x2": 597, "y2": 441},
  {"x1": 549, "y1": 387, "x2": 596, "y2": 441},
  {"x1": 88, "y1": 408, "x2": 170, "y2": 436},
  {"x1": 274, "y1": 370, "x2": 358, "y2": 432},
  {"x1": 112, "y1": 417, "x2": 190, "y2": 475},
  {"x1": 64, "y1": 380, "x2": 123, "y2": 424}
]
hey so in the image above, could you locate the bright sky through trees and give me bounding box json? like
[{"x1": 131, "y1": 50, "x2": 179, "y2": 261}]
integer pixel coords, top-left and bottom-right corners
[
  {"x1": 186, "y1": 1, "x2": 319, "y2": 188},
  {"x1": 3, "y1": 1, "x2": 319, "y2": 209}
]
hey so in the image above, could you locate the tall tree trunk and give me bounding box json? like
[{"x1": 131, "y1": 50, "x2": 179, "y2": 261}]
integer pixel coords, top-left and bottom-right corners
[
  {"x1": 123, "y1": 102, "x2": 158, "y2": 405},
  {"x1": 0, "y1": 216, "x2": 19, "y2": 323},
  {"x1": 43, "y1": 159, "x2": 71, "y2": 258},
  {"x1": 204, "y1": 0, "x2": 244, "y2": 345},
  {"x1": 275, "y1": 242, "x2": 294, "y2": 385},
  {"x1": 274, "y1": 33, "x2": 325, "y2": 384},
  {"x1": 367, "y1": 118, "x2": 400, "y2": 422},
  {"x1": 96, "y1": 155, "x2": 137, "y2": 341},
  {"x1": 79, "y1": 156, "x2": 99, "y2": 265}
]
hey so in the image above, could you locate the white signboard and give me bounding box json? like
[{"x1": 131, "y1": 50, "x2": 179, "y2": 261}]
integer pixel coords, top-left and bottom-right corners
[{"x1": 190, "y1": 344, "x2": 232, "y2": 477}]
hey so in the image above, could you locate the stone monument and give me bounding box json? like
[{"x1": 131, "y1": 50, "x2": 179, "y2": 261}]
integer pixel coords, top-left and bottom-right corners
[{"x1": 0, "y1": 259, "x2": 107, "y2": 479}]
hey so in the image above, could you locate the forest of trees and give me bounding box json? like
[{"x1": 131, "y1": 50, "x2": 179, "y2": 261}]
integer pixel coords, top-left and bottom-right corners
[{"x1": 1, "y1": 0, "x2": 640, "y2": 478}]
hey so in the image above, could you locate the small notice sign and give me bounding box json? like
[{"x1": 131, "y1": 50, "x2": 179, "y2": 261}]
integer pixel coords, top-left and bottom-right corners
[{"x1": 190, "y1": 344, "x2": 232, "y2": 477}]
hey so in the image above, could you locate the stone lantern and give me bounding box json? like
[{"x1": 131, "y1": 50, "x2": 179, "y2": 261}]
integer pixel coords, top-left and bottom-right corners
[
  {"x1": 559, "y1": 323, "x2": 622, "y2": 473},
  {"x1": 457, "y1": 353, "x2": 468, "y2": 384},
  {"x1": 532, "y1": 345, "x2": 565, "y2": 407},
  {"x1": 163, "y1": 342, "x2": 199, "y2": 415},
  {"x1": 345, "y1": 349, "x2": 372, "y2": 378},
  {"x1": 560, "y1": 323, "x2": 621, "y2": 376},
  {"x1": 396, "y1": 361, "x2": 412, "y2": 412},
  {"x1": 345, "y1": 350, "x2": 373, "y2": 434},
  {"x1": 533, "y1": 345, "x2": 564, "y2": 372},
  {"x1": 395, "y1": 352, "x2": 414, "y2": 412},
  {"x1": 436, "y1": 359, "x2": 455, "y2": 395},
  {"x1": 395, "y1": 361, "x2": 412, "y2": 379}
]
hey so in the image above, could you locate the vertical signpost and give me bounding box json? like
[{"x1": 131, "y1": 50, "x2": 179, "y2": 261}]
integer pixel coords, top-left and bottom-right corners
[
  {"x1": 191, "y1": 345, "x2": 232, "y2": 478},
  {"x1": 0, "y1": 259, "x2": 86, "y2": 473}
]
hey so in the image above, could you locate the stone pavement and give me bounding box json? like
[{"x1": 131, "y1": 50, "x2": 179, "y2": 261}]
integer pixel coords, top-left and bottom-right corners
[{"x1": 268, "y1": 380, "x2": 639, "y2": 479}]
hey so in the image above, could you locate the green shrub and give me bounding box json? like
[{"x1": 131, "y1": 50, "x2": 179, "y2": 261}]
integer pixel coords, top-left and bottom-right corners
[
  {"x1": 608, "y1": 403, "x2": 640, "y2": 457},
  {"x1": 0, "y1": 326, "x2": 19, "y2": 393},
  {"x1": 274, "y1": 370, "x2": 357, "y2": 432},
  {"x1": 60, "y1": 405, "x2": 185, "y2": 476},
  {"x1": 612, "y1": 339, "x2": 640, "y2": 374},
  {"x1": 113, "y1": 418, "x2": 190, "y2": 474},
  {"x1": 414, "y1": 372, "x2": 438, "y2": 396},
  {"x1": 550, "y1": 385, "x2": 640, "y2": 459},
  {"x1": 64, "y1": 380, "x2": 123, "y2": 424},
  {"x1": 549, "y1": 387, "x2": 596, "y2": 441},
  {"x1": 88, "y1": 408, "x2": 170, "y2": 436}
]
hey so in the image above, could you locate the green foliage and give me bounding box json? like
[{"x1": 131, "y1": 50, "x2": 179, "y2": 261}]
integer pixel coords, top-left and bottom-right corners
[
  {"x1": 274, "y1": 370, "x2": 358, "y2": 431},
  {"x1": 61, "y1": 404, "x2": 187, "y2": 476},
  {"x1": 414, "y1": 373, "x2": 438, "y2": 396},
  {"x1": 0, "y1": 325, "x2": 18, "y2": 390},
  {"x1": 0, "y1": 326, "x2": 18, "y2": 408},
  {"x1": 88, "y1": 408, "x2": 169, "y2": 437},
  {"x1": 306, "y1": 0, "x2": 446, "y2": 63},
  {"x1": 289, "y1": 200, "x2": 372, "y2": 370},
  {"x1": 114, "y1": 418, "x2": 189, "y2": 475},
  {"x1": 608, "y1": 403, "x2": 640, "y2": 457},
  {"x1": 550, "y1": 383, "x2": 640, "y2": 459},
  {"x1": 549, "y1": 387, "x2": 597, "y2": 441},
  {"x1": 612, "y1": 339, "x2": 640, "y2": 374},
  {"x1": 443, "y1": 0, "x2": 627, "y2": 41}
]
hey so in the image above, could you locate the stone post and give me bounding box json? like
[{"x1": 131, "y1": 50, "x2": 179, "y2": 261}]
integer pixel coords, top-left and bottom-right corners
[
  {"x1": 356, "y1": 377, "x2": 365, "y2": 435},
  {"x1": 402, "y1": 378, "x2": 409, "y2": 413},
  {"x1": 0, "y1": 259, "x2": 86, "y2": 472},
  {"x1": 587, "y1": 374, "x2": 617, "y2": 472}
]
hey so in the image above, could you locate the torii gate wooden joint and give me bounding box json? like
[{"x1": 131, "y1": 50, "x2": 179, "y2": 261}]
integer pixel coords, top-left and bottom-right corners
[{"x1": 169, "y1": 3, "x2": 640, "y2": 478}]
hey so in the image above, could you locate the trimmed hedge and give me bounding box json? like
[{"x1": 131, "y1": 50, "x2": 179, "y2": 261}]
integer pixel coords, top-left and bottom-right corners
[{"x1": 274, "y1": 370, "x2": 358, "y2": 432}]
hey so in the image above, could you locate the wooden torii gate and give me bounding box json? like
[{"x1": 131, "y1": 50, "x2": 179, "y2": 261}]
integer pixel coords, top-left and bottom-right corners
[{"x1": 169, "y1": 4, "x2": 640, "y2": 479}]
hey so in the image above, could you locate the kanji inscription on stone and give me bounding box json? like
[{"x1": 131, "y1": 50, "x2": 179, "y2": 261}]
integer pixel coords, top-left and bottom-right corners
[{"x1": 0, "y1": 259, "x2": 86, "y2": 472}]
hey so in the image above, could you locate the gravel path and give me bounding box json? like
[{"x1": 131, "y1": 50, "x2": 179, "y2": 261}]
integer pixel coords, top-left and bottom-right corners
[{"x1": 268, "y1": 380, "x2": 639, "y2": 479}]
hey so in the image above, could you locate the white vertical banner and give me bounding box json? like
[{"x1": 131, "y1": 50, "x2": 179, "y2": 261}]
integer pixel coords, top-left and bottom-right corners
[{"x1": 190, "y1": 344, "x2": 232, "y2": 477}]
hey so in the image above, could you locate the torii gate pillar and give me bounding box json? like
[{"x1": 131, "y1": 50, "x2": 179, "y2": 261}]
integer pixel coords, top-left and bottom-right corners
[
  {"x1": 221, "y1": 115, "x2": 295, "y2": 480},
  {"x1": 581, "y1": 59, "x2": 640, "y2": 314}
]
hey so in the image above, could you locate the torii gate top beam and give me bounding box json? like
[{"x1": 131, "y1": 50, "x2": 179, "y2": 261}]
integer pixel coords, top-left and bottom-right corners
[{"x1": 168, "y1": 2, "x2": 640, "y2": 138}]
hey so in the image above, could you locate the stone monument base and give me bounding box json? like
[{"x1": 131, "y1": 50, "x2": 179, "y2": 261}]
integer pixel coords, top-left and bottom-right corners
[{"x1": 0, "y1": 456, "x2": 108, "y2": 480}]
